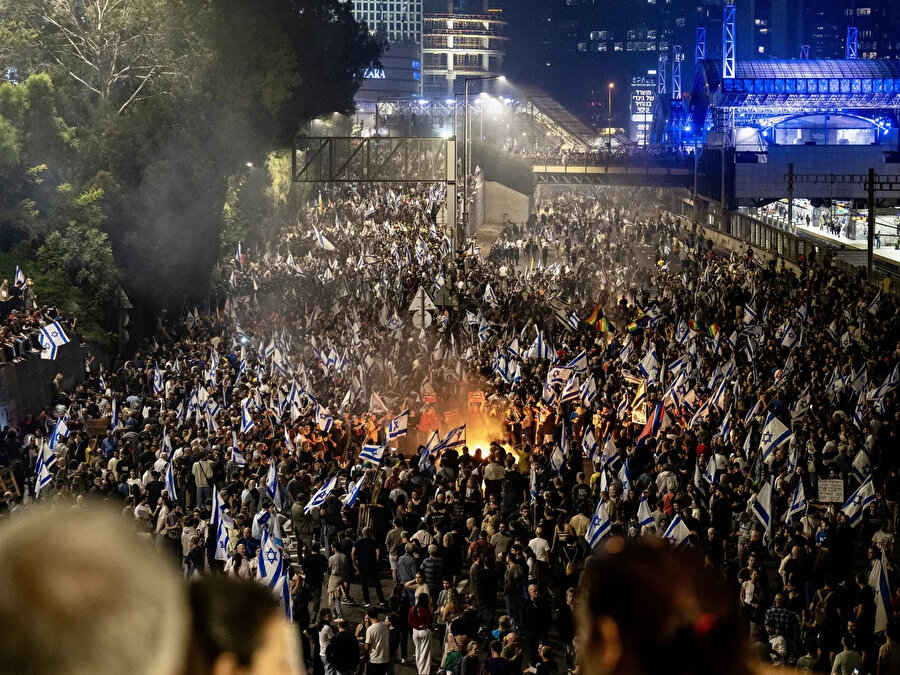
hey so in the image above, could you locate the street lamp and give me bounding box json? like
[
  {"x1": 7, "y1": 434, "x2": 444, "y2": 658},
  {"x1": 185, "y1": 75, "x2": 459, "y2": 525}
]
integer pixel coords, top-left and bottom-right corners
[
  {"x1": 464, "y1": 74, "x2": 505, "y2": 233},
  {"x1": 607, "y1": 82, "x2": 614, "y2": 150}
]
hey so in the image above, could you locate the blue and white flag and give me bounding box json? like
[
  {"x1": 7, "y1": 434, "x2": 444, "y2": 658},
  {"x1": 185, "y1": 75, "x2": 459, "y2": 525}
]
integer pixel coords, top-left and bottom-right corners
[
  {"x1": 14, "y1": 265, "x2": 25, "y2": 286},
  {"x1": 582, "y1": 427, "x2": 600, "y2": 462},
  {"x1": 212, "y1": 488, "x2": 234, "y2": 529},
  {"x1": 422, "y1": 430, "x2": 441, "y2": 457},
  {"x1": 315, "y1": 404, "x2": 333, "y2": 433},
  {"x1": 313, "y1": 226, "x2": 336, "y2": 251},
  {"x1": 718, "y1": 407, "x2": 732, "y2": 443},
  {"x1": 751, "y1": 480, "x2": 774, "y2": 539},
  {"x1": 34, "y1": 441, "x2": 56, "y2": 497},
  {"x1": 388, "y1": 409, "x2": 409, "y2": 439},
  {"x1": 214, "y1": 520, "x2": 231, "y2": 562},
  {"x1": 663, "y1": 514, "x2": 691, "y2": 548},
  {"x1": 617, "y1": 461, "x2": 631, "y2": 493},
  {"x1": 619, "y1": 336, "x2": 635, "y2": 364},
  {"x1": 528, "y1": 330, "x2": 553, "y2": 360},
  {"x1": 841, "y1": 477, "x2": 876, "y2": 528},
  {"x1": 851, "y1": 449, "x2": 871, "y2": 484},
  {"x1": 637, "y1": 348, "x2": 660, "y2": 384},
  {"x1": 780, "y1": 322, "x2": 798, "y2": 349},
  {"x1": 241, "y1": 398, "x2": 254, "y2": 434},
  {"x1": 343, "y1": 475, "x2": 366, "y2": 508},
  {"x1": 550, "y1": 446, "x2": 565, "y2": 475},
  {"x1": 559, "y1": 375, "x2": 580, "y2": 404},
  {"x1": 529, "y1": 465, "x2": 538, "y2": 504},
  {"x1": 759, "y1": 413, "x2": 792, "y2": 460},
  {"x1": 784, "y1": 481, "x2": 806, "y2": 526},
  {"x1": 110, "y1": 397, "x2": 119, "y2": 430},
  {"x1": 152, "y1": 362, "x2": 164, "y2": 394},
  {"x1": 49, "y1": 418, "x2": 69, "y2": 450},
  {"x1": 257, "y1": 530, "x2": 285, "y2": 589},
  {"x1": 360, "y1": 443, "x2": 386, "y2": 464},
  {"x1": 853, "y1": 390, "x2": 867, "y2": 429},
  {"x1": 637, "y1": 495, "x2": 654, "y2": 527},
  {"x1": 483, "y1": 283, "x2": 498, "y2": 307},
  {"x1": 38, "y1": 321, "x2": 70, "y2": 360},
  {"x1": 304, "y1": 476, "x2": 338, "y2": 514},
  {"x1": 266, "y1": 459, "x2": 282, "y2": 510},
  {"x1": 869, "y1": 550, "x2": 892, "y2": 634},
  {"x1": 436, "y1": 424, "x2": 466, "y2": 451},
  {"x1": 585, "y1": 499, "x2": 612, "y2": 548},
  {"x1": 278, "y1": 571, "x2": 293, "y2": 622},
  {"x1": 580, "y1": 376, "x2": 598, "y2": 409},
  {"x1": 567, "y1": 350, "x2": 588, "y2": 374},
  {"x1": 703, "y1": 455, "x2": 720, "y2": 485},
  {"x1": 742, "y1": 303, "x2": 757, "y2": 325},
  {"x1": 231, "y1": 446, "x2": 246, "y2": 467},
  {"x1": 164, "y1": 460, "x2": 177, "y2": 501}
]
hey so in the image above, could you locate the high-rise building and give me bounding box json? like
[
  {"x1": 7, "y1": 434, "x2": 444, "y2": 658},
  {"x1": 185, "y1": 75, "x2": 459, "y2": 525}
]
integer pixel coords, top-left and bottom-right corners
[
  {"x1": 422, "y1": 0, "x2": 507, "y2": 96},
  {"x1": 350, "y1": 0, "x2": 424, "y2": 47}
]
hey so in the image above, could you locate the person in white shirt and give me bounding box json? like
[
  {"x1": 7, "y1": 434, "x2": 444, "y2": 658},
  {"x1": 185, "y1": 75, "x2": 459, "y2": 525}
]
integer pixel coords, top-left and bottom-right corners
[
  {"x1": 318, "y1": 608, "x2": 335, "y2": 675},
  {"x1": 363, "y1": 608, "x2": 390, "y2": 675},
  {"x1": 528, "y1": 527, "x2": 550, "y2": 562}
]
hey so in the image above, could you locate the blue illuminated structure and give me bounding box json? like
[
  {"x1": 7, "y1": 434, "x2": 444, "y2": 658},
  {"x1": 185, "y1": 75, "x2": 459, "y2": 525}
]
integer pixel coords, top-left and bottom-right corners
[{"x1": 689, "y1": 59, "x2": 900, "y2": 131}]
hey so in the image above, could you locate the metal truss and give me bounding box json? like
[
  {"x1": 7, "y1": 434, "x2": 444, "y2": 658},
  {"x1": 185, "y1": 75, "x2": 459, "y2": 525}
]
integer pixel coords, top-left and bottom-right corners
[
  {"x1": 723, "y1": 4, "x2": 736, "y2": 80},
  {"x1": 658, "y1": 54, "x2": 668, "y2": 96},
  {"x1": 695, "y1": 27, "x2": 706, "y2": 65},
  {"x1": 292, "y1": 137, "x2": 451, "y2": 183},
  {"x1": 846, "y1": 26, "x2": 858, "y2": 60},
  {"x1": 672, "y1": 46, "x2": 683, "y2": 100}
]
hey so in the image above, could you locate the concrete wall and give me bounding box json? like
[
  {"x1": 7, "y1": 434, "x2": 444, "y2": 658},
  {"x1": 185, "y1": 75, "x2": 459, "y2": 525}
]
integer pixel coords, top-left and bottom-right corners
[
  {"x1": 735, "y1": 145, "x2": 888, "y2": 202},
  {"x1": 0, "y1": 342, "x2": 86, "y2": 428},
  {"x1": 482, "y1": 181, "x2": 531, "y2": 225}
]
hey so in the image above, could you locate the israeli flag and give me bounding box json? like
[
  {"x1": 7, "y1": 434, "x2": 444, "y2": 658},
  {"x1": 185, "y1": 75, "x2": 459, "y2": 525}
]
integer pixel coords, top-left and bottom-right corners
[
  {"x1": 343, "y1": 475, "x2": 365, "y2": 508},
  {"x1": 852, "y1": 390, "x2": 867, "y2": 429},
  {"x1": 422, "y1": 430, "x2": 441, "y2": 457},
  {"x1": 582, "y1": 427, "x2": 600, "y2": 462},
  {"x1": 278, "y1": 570, "x2": 293, "y2": 622},
  {"x1": 560, "y1": 375, "x2": 580, "y2": 404},
  {"x1": 163, "y1": 460, "x2": 177, "y2": 502},
  {"x1": 34, "y1": 441, "x2": 56, "y2": 497},
  {"x1": 388, "y1": 409, "x2": 409, "y2": 439},
  {"x1": 38, "y1": 320, "x2": 71, "y2": 359},
  {"x1": 152, "y1": 362, "x2": 164, "y2": 395},
  {"x1": 703, "y1": 455, "x2": 720, "y2": 485},
  {"x1": 742, "y1": 303, "x2": 757, "y2": 325},
  {"x1": 567, "y1": 350, "x2": 588, "y2": 374},
  {"x1": 619, "y1": 336, "x2": 635, "y2": 363},
  {"x1": 313, "y1": 226, "x2": 336, "y2": 251},
  {"x1": 529, "y1": 465, "x2": 538, "y2": 504},
  {"x1": 637, "y1": 348, "x2": 660, "y2": 384},
  {"x1": 304, "y1": 476, "x2": 338, "y2": 514},
  {"x1": 758, "y1": 413, "x2": 792, "y2": 460},
  {"x1": 841, "y1": 477, "x2": 875, "y2": 528},
  {"x1": 315, "y1": 405, "x2": 333, "y2": 433},
  {"x1": 360, "y1": 443, "x2": 386, "y2": 464},
  {"x1": 869, "y1": 550, "x2": 892, "y2": 634},
  {"x1": 231, "y1": 446, "x2": 246, "y2": 467},
  {"x1": 212, "y1": 488, "x2": 234, "y2": 529},
  {"x1": 618, "y1": 461, "x2": 631, "y2": 493},
  {"x1": 674, "y1": 319, "x2": 690, "y2": 345},
  {"x1": 637, "y1": 495, "x2": 654, "y2": 527},
  {"x1": 14, "y1": 265, "x2": 25, "y2": 286},
  {"x1": 780, "y1": 322, "x2": 798, "y2": 349},
  {"x1": 110, "y1": 397, "x2": 119, "y2": 430},
  {"x1": 580, "y1": 376, "x2": 598, "y2": 408},
  {"x1": 718, "y1": 407, "x2": 732, "y2": 443},
  {"x1": 850, "y1": 449, "x2": 871, "y2": 484},
  {"x1": 550, "y1": 446, "x2": 565, "y2": 475},
  {"x1": 528, "y1": 330, "x2": 553, "y2": 360},
  {"x1": 214, "y1": 520, "x2": 231, "y2": 562},
  {"x1": 241, "y1": 398, "x2": 255, "y2": 434},
  {"x1": 49, "y1": 418, "x2": 69, "y2": 450},
  {"x1": 663, "y1": 514, "x2": 691, "y2": 548},
  {"x1": 483, "y1": 283, "x2": 498, "y2": 306},
  {"x1": 266, "y1": 459, "x2": 282, "y2": 510},
  {"x1": 585, "y1": 499, "x2": 612, "y2": 548},
  {"x1": 257, "y1": 530, "x2": 285, "y2": 589},
  {"x1": 437, "y1": 424, "x2": 466, "y2": 451},
  {"x1": 784, "y1": 481, "x2": 806, "y2": 526},
  {"x1": 750, "y1": 480, "x2": 774, "y2": 539}
]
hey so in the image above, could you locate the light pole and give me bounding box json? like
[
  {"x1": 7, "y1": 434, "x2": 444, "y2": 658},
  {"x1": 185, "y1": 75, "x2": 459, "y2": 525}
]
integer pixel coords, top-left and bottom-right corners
[
  {"x1": 607, "y1": 82, "x2": 614, "y2": 151},
  {"x1": 464, "y1": 74, "x2": 504, "y2": 234}
]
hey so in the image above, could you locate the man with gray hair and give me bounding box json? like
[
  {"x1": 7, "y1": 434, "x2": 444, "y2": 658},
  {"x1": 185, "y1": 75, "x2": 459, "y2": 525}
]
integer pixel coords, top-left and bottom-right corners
[
  {"x1": 420, "y1": 543, "x2": 445, "y2": 602},
  {"x1": 0, "y1": 505, "x2": 188, "y2": 675}
]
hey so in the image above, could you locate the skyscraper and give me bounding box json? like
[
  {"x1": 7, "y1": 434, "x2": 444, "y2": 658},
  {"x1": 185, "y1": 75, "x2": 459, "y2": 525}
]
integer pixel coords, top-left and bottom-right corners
[{"x1": 350, "y1": 0, "x2": 424, "y2": 47}]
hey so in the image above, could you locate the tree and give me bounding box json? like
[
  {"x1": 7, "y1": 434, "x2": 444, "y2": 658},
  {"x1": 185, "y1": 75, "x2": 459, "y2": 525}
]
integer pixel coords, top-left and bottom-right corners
[{"x1": 0, "y1": 0, "x2": 182, "y2": 118}]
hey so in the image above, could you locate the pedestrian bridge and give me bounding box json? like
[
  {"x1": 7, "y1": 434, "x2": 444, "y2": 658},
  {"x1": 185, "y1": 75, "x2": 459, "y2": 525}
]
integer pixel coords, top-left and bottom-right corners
[{"x1": 532, "y1": 162, "x2": 694, "y2": 188}]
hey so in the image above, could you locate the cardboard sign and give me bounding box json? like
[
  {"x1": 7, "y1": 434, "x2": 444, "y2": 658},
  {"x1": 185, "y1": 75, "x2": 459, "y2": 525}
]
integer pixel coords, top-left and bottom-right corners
[
  {"x1": 468, "y1": 391, "x2": 485, "y2": 405},
  {"x1": 817, "y1": 479, "x2": 844, "y2": 504},
  {"x1": 631, "y1": 403, "x2": 647, "y2": 426},
  {"x1": 84, "y1": 417, "x2": 109, "y2": 437},
  {"x1": 443, "y1": 408, "x2": 463, "y2": 427}
]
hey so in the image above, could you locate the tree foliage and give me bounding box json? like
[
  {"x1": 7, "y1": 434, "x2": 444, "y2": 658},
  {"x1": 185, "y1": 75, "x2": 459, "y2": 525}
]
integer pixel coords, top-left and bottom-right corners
[{"x1": 0, "y1": 0, "x2": 382, "y2": 340}]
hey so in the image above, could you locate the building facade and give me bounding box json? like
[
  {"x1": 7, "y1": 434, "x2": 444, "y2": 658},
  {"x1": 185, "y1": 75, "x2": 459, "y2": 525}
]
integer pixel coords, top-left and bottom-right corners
[{"x1": 422, "y1": 0, "x2": 507, "y2": 96}]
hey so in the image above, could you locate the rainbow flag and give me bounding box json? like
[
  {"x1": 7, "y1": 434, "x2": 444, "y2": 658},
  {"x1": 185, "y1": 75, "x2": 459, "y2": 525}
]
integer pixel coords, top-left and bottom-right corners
[
  {"x1": 708, "y1": 323, "x2": 720, "y2": 339},
  {"x1": 626, "y1": 321, "x2": 641, "y2": 333},
  {"x1": 598, "y1": 317, "x2": 613, "y2": 332},
  {"x1": 586, "y1": 302, "x2": 604, "y2": 326},
  {"x1": 688, "y1": 318, "x2": 706, "y2": 334}
]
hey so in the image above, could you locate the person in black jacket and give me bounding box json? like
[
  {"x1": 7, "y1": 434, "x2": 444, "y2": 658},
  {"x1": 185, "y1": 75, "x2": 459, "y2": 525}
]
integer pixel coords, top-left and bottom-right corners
[{"x1": 326, "y1": 619, "x2": 360, "y2": 675}]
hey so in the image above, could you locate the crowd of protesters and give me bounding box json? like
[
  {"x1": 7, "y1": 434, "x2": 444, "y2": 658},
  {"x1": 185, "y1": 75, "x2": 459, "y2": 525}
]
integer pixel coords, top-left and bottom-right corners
[{"x1": 0, "y1": 183, "x2": 899, "y2": 675}]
